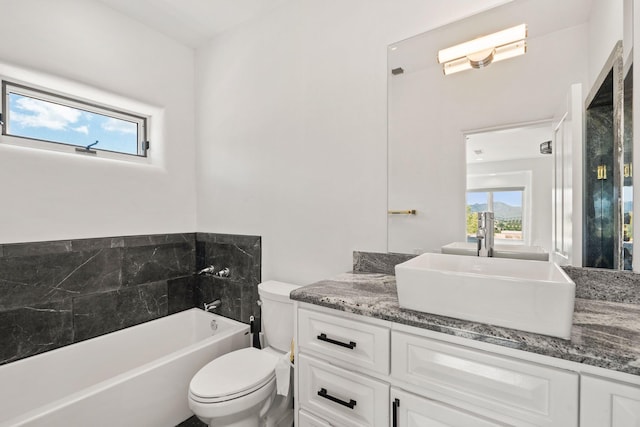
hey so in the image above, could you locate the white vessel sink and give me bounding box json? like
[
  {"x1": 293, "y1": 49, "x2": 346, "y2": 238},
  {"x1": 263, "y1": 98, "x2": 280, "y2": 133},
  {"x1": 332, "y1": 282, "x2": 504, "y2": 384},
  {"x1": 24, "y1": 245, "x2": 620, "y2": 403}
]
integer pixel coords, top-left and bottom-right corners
[
  {"x1": 394, "y1": 253, "x2": 575, "y2": 339},
  {"x1": 441, "y1": 242, "x2": 549, "y2": 261}
]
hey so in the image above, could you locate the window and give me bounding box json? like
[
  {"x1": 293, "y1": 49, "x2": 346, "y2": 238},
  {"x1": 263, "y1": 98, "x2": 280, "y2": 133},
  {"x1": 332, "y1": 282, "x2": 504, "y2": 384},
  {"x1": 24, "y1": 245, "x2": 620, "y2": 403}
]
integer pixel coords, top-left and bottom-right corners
[
  {"x1": 466, "y1": 188, "x2": 525, "y2": 242},
  {"x1": 1, "y1": 81, "x2": 148, "y2": 157}
]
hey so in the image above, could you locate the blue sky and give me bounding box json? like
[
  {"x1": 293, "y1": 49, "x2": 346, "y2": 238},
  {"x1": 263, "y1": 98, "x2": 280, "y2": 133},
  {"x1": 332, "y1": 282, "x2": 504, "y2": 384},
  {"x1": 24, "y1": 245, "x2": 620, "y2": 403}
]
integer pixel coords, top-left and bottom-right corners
[
  {"x1": 8, "y1": 93, "x2": 138, "y2": 155},
  {"x1": 467, "y1": 190, "x2": 523, "y2": 207}
]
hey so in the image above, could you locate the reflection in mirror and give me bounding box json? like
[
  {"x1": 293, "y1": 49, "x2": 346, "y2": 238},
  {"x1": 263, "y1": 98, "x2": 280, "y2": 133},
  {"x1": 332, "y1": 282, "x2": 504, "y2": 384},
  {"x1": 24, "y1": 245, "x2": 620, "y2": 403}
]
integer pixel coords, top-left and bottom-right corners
[
  {"x1": 465, "y1": 122, "x2": 553, "y2": 256},
  {"x1": 624, "y1": 64, "x2": 633, "y2": 269},
  {"x1": 584, "y1": 42, "x2": 632, "y2": 270},
  {"x1": 387, "y1": 0, "x2": 631, "y2": 269}
]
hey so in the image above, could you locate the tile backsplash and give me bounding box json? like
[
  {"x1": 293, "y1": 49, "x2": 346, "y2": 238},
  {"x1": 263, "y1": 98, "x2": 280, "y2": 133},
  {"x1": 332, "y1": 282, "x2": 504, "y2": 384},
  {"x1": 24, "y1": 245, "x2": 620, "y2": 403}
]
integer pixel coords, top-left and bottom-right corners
[{"x1": 0, "y1": 232, "x2": 261, "y2": 365}]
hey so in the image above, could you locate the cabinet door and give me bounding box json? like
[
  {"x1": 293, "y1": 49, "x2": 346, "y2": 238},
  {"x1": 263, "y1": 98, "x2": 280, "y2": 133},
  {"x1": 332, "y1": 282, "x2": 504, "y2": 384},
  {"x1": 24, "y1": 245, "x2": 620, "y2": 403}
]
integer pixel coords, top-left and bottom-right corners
[
  {"x1": 392, "y1": 331, "x2": 578, "y2": 426},
  {"x1": 581, "y1": 374, "x2": 640, "y2": 427},
  {"x1": 390, "y1": 388, "x2": 507, "y2": 427}
]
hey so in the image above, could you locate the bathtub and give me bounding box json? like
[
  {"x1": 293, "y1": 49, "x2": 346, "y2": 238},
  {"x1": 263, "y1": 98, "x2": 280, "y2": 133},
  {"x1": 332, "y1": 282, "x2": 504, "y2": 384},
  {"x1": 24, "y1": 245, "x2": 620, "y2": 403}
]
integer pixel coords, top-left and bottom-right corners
[{"x1": 0, "y1": 308, "x2": 250, "y2": 427}]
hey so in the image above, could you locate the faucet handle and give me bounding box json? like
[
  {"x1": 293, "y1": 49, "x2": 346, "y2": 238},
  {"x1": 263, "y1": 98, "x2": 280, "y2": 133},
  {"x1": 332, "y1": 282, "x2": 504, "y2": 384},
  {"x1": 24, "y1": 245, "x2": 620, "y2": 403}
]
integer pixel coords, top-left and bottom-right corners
[
  {"x1": 204, "y1": 299, "x2": 222, "y2": 312},
  {"x1": 198, "y1": 265, "x2": 216, "y2": 275}
]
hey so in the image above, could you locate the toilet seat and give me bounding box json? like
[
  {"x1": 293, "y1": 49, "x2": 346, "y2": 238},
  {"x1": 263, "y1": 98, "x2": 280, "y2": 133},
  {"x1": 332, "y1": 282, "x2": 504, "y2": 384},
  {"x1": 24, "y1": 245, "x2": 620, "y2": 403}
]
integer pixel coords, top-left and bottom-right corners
[{"x1": 189, "y1": 347, "x2": 279, "y2": 403}]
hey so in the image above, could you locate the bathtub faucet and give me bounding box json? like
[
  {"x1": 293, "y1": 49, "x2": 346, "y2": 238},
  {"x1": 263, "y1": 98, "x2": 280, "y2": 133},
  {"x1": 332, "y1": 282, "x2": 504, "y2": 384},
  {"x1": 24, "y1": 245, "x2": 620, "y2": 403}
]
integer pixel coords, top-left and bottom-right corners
[
  {"x1": 198, "y1": 265, "x2": 216, "y2": 275},
  {"x1": 204, "y1": 299, "x2": 222, "y2": 312}
]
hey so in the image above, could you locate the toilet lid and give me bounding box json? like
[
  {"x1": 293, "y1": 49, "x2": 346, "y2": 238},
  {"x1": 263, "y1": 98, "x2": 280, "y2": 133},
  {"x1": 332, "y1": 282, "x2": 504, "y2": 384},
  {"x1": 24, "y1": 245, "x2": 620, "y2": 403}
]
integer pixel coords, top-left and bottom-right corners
[{"x1": 190, "y1": 347, "x2": 279, "y2": 400}]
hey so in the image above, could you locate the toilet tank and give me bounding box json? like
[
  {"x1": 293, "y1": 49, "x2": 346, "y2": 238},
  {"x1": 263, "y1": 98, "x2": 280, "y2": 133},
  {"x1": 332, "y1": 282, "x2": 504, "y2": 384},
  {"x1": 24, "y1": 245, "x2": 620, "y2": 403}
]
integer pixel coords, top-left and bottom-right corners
[{"x1": 258, "y1": 280, "x2": 300, "y2": 353}]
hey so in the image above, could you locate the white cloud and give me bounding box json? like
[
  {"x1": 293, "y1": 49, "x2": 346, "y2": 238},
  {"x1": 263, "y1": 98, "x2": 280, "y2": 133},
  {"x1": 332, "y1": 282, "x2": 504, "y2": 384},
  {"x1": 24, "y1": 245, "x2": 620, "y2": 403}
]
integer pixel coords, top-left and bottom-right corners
[
  {"x1": 11, "y1": 97, "x2": 82, "y2": 130},
  {"x1": 73, "y1": 125, "x2": 89, "y2": 135},
  {"x1": 101, "y1": 118, "x2": 136, "y2": 135}
]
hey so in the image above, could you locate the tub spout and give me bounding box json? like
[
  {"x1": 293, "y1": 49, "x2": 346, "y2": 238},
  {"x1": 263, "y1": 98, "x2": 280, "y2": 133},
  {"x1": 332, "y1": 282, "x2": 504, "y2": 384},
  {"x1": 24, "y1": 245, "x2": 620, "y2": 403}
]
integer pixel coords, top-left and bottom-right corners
[{"x1": 204, "y1": 299, "x2": 222, "y2": 312}]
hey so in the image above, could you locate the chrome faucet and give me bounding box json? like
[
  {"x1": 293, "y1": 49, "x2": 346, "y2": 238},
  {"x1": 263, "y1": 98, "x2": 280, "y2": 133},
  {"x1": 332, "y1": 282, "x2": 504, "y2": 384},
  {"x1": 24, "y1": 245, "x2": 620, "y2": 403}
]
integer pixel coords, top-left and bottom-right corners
[
  {"x1": 476, "y1": 211, "x2": 495, "y2": 257},
  {"x1": 197, "y1": 265, "x2": 216, "y2": 275},
  {"x1": 203, "y1": 299, "x2": 222, "y2": 312}
]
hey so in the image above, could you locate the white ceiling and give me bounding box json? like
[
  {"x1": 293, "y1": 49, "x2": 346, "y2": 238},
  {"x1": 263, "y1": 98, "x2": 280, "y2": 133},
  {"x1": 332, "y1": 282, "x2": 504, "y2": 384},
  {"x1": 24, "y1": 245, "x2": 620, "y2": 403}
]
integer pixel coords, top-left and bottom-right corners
[
  {"x1": 97, "y1": 0, "x2": 290, "y2": 48},
  {"x1": 466, "y1": 122, "x2": 554, "y2": 163}
]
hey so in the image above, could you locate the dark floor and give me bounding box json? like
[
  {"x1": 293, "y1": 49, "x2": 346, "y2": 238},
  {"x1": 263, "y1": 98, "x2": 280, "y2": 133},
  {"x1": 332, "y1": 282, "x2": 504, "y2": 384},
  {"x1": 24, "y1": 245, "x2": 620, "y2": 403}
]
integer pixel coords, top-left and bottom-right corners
[{"x1": 176, "y1": 415, "x2": 206, "y2": 427}]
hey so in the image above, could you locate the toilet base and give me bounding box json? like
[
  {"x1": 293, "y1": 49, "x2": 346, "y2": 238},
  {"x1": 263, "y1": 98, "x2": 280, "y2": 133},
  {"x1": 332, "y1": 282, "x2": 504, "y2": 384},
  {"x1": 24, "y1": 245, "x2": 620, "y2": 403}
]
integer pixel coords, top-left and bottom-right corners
[
  {"x1": 190, "y1": 377, "x2": 293, "y2": 427},
  {"x1": 192, "y1": 392, "x2": 292, "y2": 427},
  {"x1": 262, "y1": 392, "x2": 293, "y2": 427},
  {"x1": 196, "y1": 394, "x2": 293, "y2": 427},
  {"x1": 195, "y1": 397, "x2": 268, "y2": 427}
]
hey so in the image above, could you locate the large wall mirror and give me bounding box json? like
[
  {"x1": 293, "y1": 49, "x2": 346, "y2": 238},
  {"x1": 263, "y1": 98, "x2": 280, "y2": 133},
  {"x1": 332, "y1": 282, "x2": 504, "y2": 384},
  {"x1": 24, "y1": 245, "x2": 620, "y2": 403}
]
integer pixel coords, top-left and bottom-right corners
[{"x1": 387, "y1": 0, "x2": 634, "y2": 269}]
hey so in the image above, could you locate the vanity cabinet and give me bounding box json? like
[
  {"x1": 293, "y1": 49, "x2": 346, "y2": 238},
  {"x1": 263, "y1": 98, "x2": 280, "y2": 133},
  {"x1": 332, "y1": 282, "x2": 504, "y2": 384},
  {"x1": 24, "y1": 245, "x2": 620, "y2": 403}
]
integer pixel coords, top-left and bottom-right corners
[
  {"x1": 580, "y1": 374, "x2": 640, "y2": 427},
  {"x1": 294, "y1": 303, "x2": 637, "y2": 427},
  {"x1": 296, "y1": 306, "x2": 504, "y2": 426}
]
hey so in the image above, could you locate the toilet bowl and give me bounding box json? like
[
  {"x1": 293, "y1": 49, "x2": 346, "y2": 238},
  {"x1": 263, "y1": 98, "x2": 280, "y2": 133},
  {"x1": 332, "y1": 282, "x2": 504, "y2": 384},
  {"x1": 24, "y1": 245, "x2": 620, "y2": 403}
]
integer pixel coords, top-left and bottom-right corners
[{"x1": 188, "y1": 281, "x2": 300, "y2": 427}]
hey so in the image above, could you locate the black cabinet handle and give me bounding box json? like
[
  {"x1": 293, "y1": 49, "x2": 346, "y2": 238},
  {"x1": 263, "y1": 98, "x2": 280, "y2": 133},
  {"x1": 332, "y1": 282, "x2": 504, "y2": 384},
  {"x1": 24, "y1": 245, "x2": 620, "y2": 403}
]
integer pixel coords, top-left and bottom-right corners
[
  {"x1": 317, "y1": 333, "x2": 356, "y2": 349},
  {"x1": 317, "y1": 388, "x2": 357, "y2": 409},
  {"x1": 392, "y1": 398, "x2": 400, "y2": 427}
]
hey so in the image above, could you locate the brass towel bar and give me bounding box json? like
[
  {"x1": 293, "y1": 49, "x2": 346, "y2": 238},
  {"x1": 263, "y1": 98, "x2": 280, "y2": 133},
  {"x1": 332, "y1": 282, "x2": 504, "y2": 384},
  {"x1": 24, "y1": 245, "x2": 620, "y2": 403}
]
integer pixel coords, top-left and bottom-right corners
[{"x1": 387, "y1": 210, "x2": 417, "y2": 215}]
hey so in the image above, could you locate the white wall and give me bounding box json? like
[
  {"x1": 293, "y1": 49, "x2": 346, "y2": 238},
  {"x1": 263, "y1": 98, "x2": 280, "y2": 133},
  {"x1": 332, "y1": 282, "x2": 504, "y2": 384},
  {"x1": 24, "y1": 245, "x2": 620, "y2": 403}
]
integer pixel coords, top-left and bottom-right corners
[
  {"x1": 195, "y1": 0, "x2": 510, "y2": 285},
  {"x1": 588, "y1": 0, "x2": 624, "y2": 87},
  {"x1": 624, "y1": 0, "x2": 634, "y2": 64},
  {"x1": 0, "y1": 0, "x2": 197, "y2": 243}
]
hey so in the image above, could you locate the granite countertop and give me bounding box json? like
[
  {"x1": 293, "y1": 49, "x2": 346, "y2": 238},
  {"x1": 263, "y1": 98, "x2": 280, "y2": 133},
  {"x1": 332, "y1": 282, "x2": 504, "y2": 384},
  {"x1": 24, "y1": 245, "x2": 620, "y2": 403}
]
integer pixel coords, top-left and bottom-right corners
[{"x1": 290, "y1": 272, "x2": 640, "y2": 376}]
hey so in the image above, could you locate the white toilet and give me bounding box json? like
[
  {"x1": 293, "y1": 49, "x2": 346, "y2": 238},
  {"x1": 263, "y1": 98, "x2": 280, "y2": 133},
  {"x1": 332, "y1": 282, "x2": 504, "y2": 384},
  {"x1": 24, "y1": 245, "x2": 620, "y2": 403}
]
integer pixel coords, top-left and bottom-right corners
[{"x1": 188, "y1": 280, "x2": 300, "y2": 427}]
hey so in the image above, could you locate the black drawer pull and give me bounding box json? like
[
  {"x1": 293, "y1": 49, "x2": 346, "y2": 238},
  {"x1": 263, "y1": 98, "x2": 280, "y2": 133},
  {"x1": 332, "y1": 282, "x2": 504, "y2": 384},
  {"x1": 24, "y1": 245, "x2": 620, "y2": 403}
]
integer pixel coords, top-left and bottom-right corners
[
  {"x1": 317, "y1": 333, "x2": 356, "y2": 349},
  {"x1": 317, "y1": 388, "x2": 357, "y2": 409}
]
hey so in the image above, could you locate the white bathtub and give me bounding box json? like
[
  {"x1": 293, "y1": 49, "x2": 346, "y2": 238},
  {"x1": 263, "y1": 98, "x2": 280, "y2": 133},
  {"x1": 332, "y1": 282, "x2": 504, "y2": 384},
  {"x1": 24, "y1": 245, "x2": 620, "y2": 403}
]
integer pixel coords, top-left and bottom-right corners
[{"x1": 0, "y1": 308, "x2": 250, "y2": 427}]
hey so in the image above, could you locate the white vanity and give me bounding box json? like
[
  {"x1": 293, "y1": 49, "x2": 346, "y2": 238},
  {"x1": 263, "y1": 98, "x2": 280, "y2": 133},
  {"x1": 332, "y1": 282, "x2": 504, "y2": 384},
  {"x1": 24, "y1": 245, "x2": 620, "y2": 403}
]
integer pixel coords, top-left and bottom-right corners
[{"x1": 291, "y1": 270, "x2": 640, "y2": 427}]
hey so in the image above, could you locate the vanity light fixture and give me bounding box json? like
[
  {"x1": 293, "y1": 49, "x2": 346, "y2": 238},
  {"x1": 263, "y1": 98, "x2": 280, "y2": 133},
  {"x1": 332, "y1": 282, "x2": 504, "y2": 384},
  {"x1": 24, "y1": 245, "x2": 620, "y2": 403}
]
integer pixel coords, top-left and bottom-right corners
[{"x1": 437, "y1": 24, "x2": 527, "y2": 75}]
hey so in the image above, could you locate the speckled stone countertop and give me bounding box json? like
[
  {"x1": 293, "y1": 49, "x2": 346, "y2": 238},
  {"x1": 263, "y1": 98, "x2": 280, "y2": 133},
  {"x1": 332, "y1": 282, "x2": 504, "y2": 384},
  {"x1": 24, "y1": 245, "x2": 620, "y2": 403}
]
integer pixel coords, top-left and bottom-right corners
[{"x1": 291, "y1": 272, "x2": 640, "y2": 376}]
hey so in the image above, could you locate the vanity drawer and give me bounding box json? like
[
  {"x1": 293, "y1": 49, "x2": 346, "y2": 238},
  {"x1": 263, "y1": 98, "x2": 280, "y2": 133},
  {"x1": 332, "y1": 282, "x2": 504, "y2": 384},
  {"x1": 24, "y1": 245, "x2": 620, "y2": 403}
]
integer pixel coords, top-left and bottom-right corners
[
  {"x1": 391, "y1": 331, "x2": 578, "y2": 426},
  {"x1": 298, "y1": 354, "x2": 389, "y2": 427},
  {"x1": 298, "y1": 308, "x2": 389, "y2": 375}
]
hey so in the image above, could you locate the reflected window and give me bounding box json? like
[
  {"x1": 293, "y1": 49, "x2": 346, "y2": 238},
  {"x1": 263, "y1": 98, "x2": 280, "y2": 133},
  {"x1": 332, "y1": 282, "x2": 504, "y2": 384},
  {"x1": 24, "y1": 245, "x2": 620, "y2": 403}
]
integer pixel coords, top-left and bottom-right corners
[{"x1": 466, "y1": 188, "x2": 524, "y2": 242}]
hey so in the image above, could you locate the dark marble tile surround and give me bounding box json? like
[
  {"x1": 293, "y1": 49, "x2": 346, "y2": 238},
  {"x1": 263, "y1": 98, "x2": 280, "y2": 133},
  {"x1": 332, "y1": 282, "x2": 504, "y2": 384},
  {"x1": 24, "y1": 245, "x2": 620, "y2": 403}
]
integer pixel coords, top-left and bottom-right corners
[
  {"x1": 194, "y1": 233, "x2": 262, "y2": 324},
  {"x1": 0, "y1": 232, "x2": 261, "y2": 366}
]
